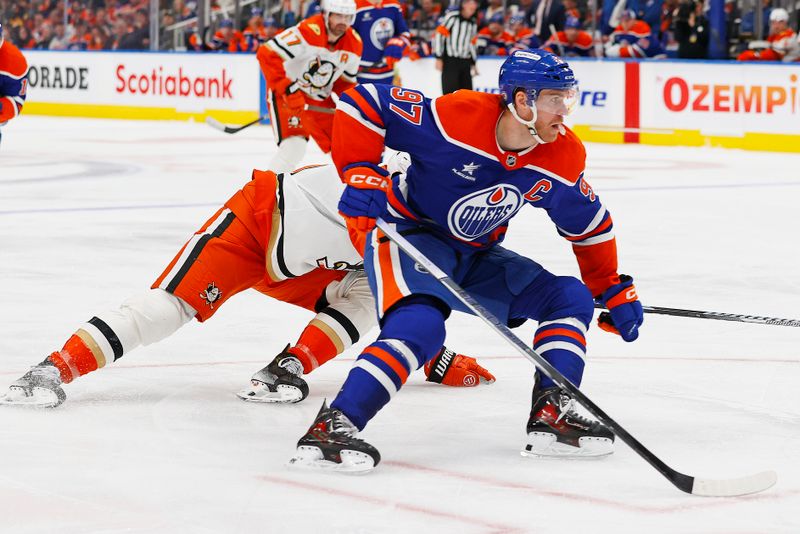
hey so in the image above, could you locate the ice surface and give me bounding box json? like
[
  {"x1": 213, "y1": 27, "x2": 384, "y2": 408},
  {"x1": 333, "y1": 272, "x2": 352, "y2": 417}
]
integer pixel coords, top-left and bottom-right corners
[{"x1": 0, "y1": 117, "x2": 798, "y2": 533}]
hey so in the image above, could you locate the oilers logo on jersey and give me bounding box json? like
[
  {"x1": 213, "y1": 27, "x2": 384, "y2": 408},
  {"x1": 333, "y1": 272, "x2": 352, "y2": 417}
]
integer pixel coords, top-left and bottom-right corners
[
  {"x1": 447, "y1": 185, "x2": 523, "y2": 240},
  {"x1": 369, "y1": 17, "x2": 395, "y2": 50}
]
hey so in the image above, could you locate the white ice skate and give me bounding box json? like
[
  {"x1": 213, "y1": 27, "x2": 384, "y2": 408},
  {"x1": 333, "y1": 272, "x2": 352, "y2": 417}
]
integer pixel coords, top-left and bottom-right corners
[{"x1": 0, "y1": 363, "x2": 66, "y2": 408}]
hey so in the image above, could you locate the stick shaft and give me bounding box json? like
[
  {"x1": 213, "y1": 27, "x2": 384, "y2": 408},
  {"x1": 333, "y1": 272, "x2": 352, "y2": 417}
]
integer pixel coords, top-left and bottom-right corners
[
  {"x1": 596, "y1": 303, "x2": 800, "y2": 327},
  {"x1": 376, "y1": 218, "x2": 695, "y2": 494}
]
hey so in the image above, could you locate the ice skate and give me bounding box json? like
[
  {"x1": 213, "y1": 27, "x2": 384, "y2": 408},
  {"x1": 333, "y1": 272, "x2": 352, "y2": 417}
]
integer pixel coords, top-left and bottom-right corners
[
  {"x1": 289, "y1": 401, "x2": 380, "y2": 474},
  {"x1": 0, "y1": 361, "x2": 66, "y2": 408},
  {"x1": 522, "y1": 381, "x2": 614, "y2": 458},
  {"x1": 237, "y1": 345, "x2": 309, "y2": 404}
]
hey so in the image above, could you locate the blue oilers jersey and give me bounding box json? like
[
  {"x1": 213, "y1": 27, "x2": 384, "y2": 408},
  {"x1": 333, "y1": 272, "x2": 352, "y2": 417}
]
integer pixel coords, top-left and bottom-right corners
[
  {"x1": 0, "y1": 40, "x2": 29, "y2": 123},
  {"x1": 353, "y1": 0, "x2": 409, "y2": 72},
  {"x1": 333, "y1": 84, "x2": 621, "y2": 295}
]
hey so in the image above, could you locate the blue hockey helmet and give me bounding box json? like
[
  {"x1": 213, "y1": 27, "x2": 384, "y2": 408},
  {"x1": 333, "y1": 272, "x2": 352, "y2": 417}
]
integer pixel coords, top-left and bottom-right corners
[
  {"x1": 499, "y1": 48, "x2": 578, "y2": 106},
  {"x1": 498, "y1": 49, "x2": 579, "y2": 142}
]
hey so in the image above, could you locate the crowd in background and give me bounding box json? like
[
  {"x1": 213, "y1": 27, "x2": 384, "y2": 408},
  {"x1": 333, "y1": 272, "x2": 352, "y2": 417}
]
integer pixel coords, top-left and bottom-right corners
[{"x1": 1, "y1": 0, "x2": 799, "y2": 60}]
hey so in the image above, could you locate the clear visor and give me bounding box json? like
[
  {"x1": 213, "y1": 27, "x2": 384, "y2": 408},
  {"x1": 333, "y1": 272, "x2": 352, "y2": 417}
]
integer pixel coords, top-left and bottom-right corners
[{"x1": 535, "y1": 88, "x2": 580, "y2": 117}]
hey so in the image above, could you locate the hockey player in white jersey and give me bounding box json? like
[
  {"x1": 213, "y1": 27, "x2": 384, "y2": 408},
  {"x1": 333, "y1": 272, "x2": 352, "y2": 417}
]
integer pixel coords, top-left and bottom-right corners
[
  {"x1": 0, "y1": 163, "x2": 494, "y2": 408},
  {"x1": 257, "y1": 0, "x2": 363, "y2": 173}
]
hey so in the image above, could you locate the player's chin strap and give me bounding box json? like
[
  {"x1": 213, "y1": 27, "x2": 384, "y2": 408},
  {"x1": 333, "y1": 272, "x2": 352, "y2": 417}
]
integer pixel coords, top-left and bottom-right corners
[{"x1": 506, "y1": 102, "x2": 566, "y2": 145}]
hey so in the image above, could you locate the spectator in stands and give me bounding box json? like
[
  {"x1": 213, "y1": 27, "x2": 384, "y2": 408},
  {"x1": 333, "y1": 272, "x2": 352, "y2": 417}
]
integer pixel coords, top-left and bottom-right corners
[
  {"x1": 68, "y1": 20, "x2": 91, "y2": 50},
  {"x1": 673, "y1": 0, "x2": 708, "y2": 59},
  {"x1": 34, "y1": 24, "x2": 53, "y2": 49},
  {"x1": 739, "y1": 0, "x2": 771, "y2": 39},
  {"x1": 737, "y1": 7, "x2": 795, "y2": 61},
  {"x1": 409, "y1": 0, "x2": 442, "y2": 42},
  {"x1": 605, "y1": 8, "x2": 665, "y2": 57},
  {"x1": 128, "y1": 9, "x2": 151, "y2": 49},
  {"x1": 243, "y1": 8, "x2": 269, "y2": 52},
  {"x1": 88, "y1": 25, "x2": 108, "y2": 50},
  {"x1": 509, "y1": 12, "x2": 540, "y2": 50},
  {"x1": 482, "y1": 0, "x2": 505, "y2": 25},
  {"x1": 476, "y1": 11, "x2": 515, "y2": 54},
  {"x1": 545, "y1": 15, "x2": 594, "y2": 56},
  {"x1": 49, "y1": 22, "x2": 70, "y2": 49},
  {"x1": 14, "y1": 26, "x2": 36, "y2": 49},
  {"x1": 509, "y1": 0, "x2": 538, "y2": 29},
  {"x1": 532, "y1": 0, "x2": 566, "y2": 42},
  {"x1": 209, "y1": 19, "x2": 245, "y2": 52},
  {"x1": 564, "y1": 0, "x2": 580, "y2": 20},
  {"x1": 110, "y1": 19, "x2": 129, "y2": 49},
  {"x1": 603, "y1": 0, "x2": 662, "y2": 35}
]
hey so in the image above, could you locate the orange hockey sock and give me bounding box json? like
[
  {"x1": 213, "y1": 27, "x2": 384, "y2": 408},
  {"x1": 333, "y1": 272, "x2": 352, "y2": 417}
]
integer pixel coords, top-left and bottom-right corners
[
  {"x1": 287, "y1": 324, "x2": 339, "y2": 374},
  {"x1": 47, "y1": 332, "x2": 104, "y2": 383}
]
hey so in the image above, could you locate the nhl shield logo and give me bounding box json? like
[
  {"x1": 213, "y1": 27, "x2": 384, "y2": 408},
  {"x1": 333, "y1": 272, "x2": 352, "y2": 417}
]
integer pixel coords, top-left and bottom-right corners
[
  {"x1": 447, "y1": 184, "x2": 523, "y2": 240},
  {"x1": 506, "y1": 155, "x2": 517, "y2": 166}
]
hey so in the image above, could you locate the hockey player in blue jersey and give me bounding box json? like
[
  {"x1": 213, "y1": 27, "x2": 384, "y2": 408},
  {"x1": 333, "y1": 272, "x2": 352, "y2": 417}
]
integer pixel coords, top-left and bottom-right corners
[
  {"x1": 352, "y1": 0, "x2": 411, "y2": 84},
  {"x1": 0, "y1": 23, "x2": 29, "y2": 147},
  {"x1": 289, "y1": 49, "x2": 644, "y2": 472}
]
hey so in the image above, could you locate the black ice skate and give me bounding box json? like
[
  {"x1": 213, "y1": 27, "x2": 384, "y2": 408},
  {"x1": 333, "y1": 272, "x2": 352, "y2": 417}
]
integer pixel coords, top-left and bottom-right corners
[
  {"x1": 0, "y1": 360, "x2": 66, "y2": 408},
  {"x1": 289, "y1": 401, "x2": 380, "y2": 473},
  {"x1": 236, "y1": 345, "x2": 309, "y2": 404},
  {"x1": 522, "y1": 380, "x2": 614, "y2": 458}
]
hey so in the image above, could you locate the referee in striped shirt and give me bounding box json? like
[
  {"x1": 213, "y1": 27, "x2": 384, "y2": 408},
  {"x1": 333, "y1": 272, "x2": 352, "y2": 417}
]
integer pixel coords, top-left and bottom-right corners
[{"x1": 433, "y1": 0, "x2": 479, "y2": 94}]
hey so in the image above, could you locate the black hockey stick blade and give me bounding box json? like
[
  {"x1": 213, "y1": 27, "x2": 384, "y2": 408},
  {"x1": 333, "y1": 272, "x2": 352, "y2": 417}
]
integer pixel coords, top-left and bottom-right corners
[
  {"x1": 376, "y1": 218, "x2": 777, "y2": 496},
  {"x1": 205, "y1": 115, "x2": 267, "y2": 134}
]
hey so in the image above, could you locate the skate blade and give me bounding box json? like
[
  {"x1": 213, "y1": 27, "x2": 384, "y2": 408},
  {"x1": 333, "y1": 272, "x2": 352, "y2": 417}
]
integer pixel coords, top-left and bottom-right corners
[
  {"x1": 521, "y1": 432, "x2": 614, "y2": 459},
  {"x1": 0, "y1": 387, "x2": 63, "y2": 408},
  {"x1": 235, "y1": 383, "x2": 303, "y2": 404},
  {"x1": 287, "y1": 446, "x2": 376, "y2": 474}
]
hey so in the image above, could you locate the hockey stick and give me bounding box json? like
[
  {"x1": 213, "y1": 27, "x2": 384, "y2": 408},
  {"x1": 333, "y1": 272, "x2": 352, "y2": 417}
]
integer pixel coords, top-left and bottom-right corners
[
  {"x1": 375, "y1": 218, "x2": 777, "y2": 496},
  {"x1": 205, "y1": 114, "x2": 267, "y2": 134},
  {"x1": 205, "y1": 106, "x2": 334, "y2": 135},
  {"x1": 549, "y1": 24, "x2": 566, "y2": 57},
  {"x1": 596, "y1": 303, "x2": 800, "y2": 328}
]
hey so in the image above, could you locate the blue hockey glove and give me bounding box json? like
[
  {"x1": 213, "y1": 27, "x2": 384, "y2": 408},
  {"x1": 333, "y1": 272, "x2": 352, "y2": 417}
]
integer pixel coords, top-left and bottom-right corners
[
  {"x1": 596, "y1": 274, "x2": 643, "y2": 342},
  {"x1": 338, "y1": 163, "x2": 390, "y2": 255}
]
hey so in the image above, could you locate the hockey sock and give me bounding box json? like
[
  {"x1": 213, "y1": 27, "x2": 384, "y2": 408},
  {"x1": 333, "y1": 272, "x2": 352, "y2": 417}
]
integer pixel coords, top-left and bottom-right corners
[
  {"x1": 331, "y1": 300, "x2": 446, "y2": 429},
  {"x1": 47, "y1": 322, "x2": 116, "y2": 383},
  {"x1": 331, "y1": 339, "x2": 417, "y2": 430},
  {"x1": 287, "y1": 323, "x2": 339, "y2": 373},
  {"x1": 533, "y1": 318, "x2": 587, "y2": 389}
]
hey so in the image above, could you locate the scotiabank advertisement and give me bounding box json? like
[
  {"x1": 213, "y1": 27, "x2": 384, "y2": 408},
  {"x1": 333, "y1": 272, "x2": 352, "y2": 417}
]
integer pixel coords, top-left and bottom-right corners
[
  {"x1": 399, "y1": 57, "x2": 626, "y2": 132},
  {"x1": 639, "y1": 61, "x2": 800, "y2": 137},
  {"x1": 23, "y1": 51, "x2": 261, "y2": 120}
]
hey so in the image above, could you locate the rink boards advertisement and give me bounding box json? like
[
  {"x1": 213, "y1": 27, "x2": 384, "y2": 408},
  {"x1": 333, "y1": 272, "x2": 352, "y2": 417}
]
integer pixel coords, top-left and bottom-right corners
[
  {"x1": 637, "y1": 61, "x2": 800, "y2": 152},
  {"x1": 19, "y1": 51, "x2": 800, "y2": 153},
  {"x1": 22, "y1": 50, "x2": 261, "y2": 123}
]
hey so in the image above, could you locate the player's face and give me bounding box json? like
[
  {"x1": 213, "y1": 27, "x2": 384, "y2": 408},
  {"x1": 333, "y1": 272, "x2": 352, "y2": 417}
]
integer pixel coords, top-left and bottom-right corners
[
  {"x1": 534, "y1": 89, "x2": 578, "y2": 142},
  {"x1": 565, "y1": 28, "x2": 578, "y2": 41},
  {"x1": 327, "y1": 13, "x2": 352, "y2": 37}
]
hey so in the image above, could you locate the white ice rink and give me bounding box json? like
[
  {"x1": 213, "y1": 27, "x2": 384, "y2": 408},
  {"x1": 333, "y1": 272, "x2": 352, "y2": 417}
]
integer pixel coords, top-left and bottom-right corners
[{"x1": 0, "y1": 116, "x2": 798, "y2": 533}]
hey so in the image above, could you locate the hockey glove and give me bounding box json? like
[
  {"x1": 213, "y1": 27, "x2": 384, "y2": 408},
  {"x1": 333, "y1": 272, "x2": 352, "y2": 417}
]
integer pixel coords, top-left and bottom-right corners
[
  {"x1": 383, "y1": 37, "x2": 407, "y2": 69},
  {"x1": 283, "y1": 89, "x2": 306, "y2": 115},
  {"x1": 596, "y1": 274, "x2": 643, "y2": 342},
  {"x1": 424, "y1": 348, "x2": 496, "y2": 387},
  {"x1": 338, "y1": 163, "x2": 390, "y2": 255}
]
